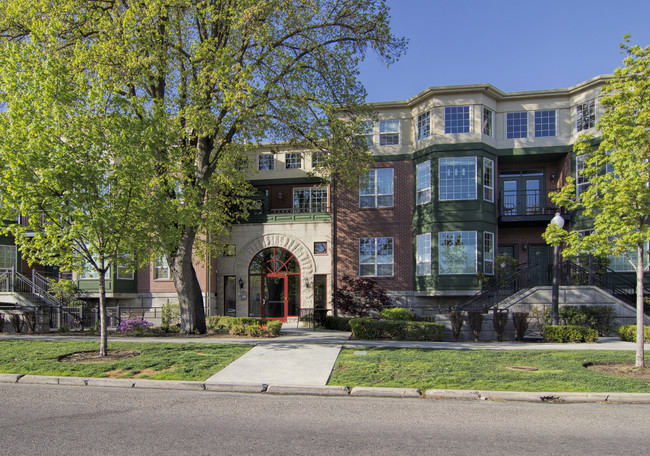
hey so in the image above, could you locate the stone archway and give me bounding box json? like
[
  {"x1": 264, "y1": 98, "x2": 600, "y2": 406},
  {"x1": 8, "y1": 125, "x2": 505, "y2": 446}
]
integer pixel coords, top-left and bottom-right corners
[{"x1": 234, "y1": 233, "x2": 316, "y2": 312}]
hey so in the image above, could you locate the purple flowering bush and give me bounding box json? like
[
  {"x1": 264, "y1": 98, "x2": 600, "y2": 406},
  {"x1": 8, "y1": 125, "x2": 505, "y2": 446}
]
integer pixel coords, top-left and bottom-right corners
[{"x1": 117, "y1": 318, "x2": 154, "y2": 333}]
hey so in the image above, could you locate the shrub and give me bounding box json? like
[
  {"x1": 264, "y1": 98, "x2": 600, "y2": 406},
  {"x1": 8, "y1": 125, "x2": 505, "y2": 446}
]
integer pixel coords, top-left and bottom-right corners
[
  {"x1": 512, "y1": 312, "x2": 529, "y2": 341},
  {"x1": 467, "y1": 311, "x2": 484, "y2": 342},
  {"x1": 349, "y1": 318, "x2": 444, "y2": 341},
  {"x1": 0, "y1": 313, "x2": 4, "y2": 332},
  {"x1": 117, "y1": 318, "x2": 154, "y2": 333},
  {"x1": 323, "y1": 316, "x2": 352, "y2": 331},
  {"x1": 543, "y1": 325, "x2": 599, "y2": 343},
  {"x1": 333, "y1": 275, "x2": 392, "y2": 317},
  {"x1": 492, "y1": 311, "x2": 508, "y2": 342},
  {"x1": 617, "y1": 324, "x2": 650, "y2": 343},
  {"x1": 379, "y1": 307, "x2": 419, "y2": 321},
  {"x1": 161, "y1": 302, "x2": 181, "y2": 332},
  {"x1": 449, "y1": 311, "x2": 464, "y2": 342},
  {"x1": 558, "y1": 305, "x2": 616, "y2": 336}
]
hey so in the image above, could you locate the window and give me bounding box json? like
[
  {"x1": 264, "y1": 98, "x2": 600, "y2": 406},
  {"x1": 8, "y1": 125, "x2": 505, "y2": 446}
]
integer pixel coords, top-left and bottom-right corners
[
  {"x1": 314, "y1": 242, "x2": 327, "y2": 255},
  {"x1": 483, "y1": 158, "x2": 494, "y2": 203},
  {"x1": 506, "y1": 112, "x2": 528, "y2": 139},
  {"x1": 379, "y1": 120, "x2": 400, "y2": 145},
  {"x1": 0, "y1": 245, "x2": 17, "y2": 270},
  {"x1": 576, "y1": 100, "x2": 595, "y2": 132},
  {"x1": 416, "y1": 233, "x2": 431, "y2": 276},
  {"x1": 293, "y1": 187, "x2": 328, "y2": 213},
  {"x1": 154, "y1": 256, "x2": 170, "y2": 280},
  {"x1": 359, "y1": 237, "x2": 394, "y2": 277},
  {"x1": 116, "y1": 254, "x2": 134, "y2": 280},
  {"x1": 357, "y1": 121, "x2": 374, "y2": 146},
  {"x1": 416, "y1": 160, "x2": 431, "y2": 205},
  {"x1": 311, "y1": 152, "x2": 325, "y2": 168},
  {"x1": 482, "y1": 108, "x2": 493, "y2": 136},
  {"x1": 417, "y1": 111, "x2": 430, "y2": 141},
  {"x1": 445, "y1": 106, "x2": 470, "y2": 134},
  {"x1": 484, "y1": 232, "x2": 495, "y2": 275},
  {"x1": 360, "y1": 168, "x2": 394, "y2": 208},
  {"x1": 576, "y1": 154, "x2": 590, "y2": 197},
  {"x1": 535, "y1": 110, "x2": 556, "y2": 137},
  {"x1": 439, "y1": 157, "x2": 477, "y2": 200},
  {"x1": 313, "y1": 275, "x2": 327, "y2": 309},
  {"x1": 285, "y1": 152, "x2": 302, "y2": 169},
  {"x1": 224, "y1": 276, "x2": 237, "y2": 315},
  {"x1": 79, "y1": 263, "x2": 100, "y2": 279},
  {"x1": 439, "y1": 231, "x2": 477, "y2": 275},
  {"x1": 258, "y1": 154, "x2": 274, "y2": 171}
]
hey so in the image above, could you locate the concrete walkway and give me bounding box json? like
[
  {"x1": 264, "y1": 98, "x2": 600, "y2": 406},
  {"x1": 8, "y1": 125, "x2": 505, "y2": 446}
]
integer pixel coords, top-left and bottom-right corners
[{"x1": 205, "y1": 326, "x2": 351, "y2": 386}]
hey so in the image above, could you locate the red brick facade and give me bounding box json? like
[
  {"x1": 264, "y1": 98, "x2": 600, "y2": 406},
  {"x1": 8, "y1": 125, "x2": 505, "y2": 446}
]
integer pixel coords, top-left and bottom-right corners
[{"x1": 334, "y1": 160, "x2": 414, "y2": 291}]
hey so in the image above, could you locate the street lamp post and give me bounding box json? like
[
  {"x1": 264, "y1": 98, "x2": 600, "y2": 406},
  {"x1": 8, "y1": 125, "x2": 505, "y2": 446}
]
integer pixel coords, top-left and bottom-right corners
[{"x1": 550, "y1": 212, "x2": 565, "y2": 325}]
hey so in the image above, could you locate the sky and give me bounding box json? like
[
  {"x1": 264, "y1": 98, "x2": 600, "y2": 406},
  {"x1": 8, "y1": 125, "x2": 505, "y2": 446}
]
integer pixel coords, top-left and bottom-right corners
[{"x1": 358, "y1": 0, "x2": 650, "y2": 102}]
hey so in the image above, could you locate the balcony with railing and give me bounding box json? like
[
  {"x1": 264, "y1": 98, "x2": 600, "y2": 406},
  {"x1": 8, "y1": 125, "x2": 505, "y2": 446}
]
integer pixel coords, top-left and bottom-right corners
[
  {"x1": 246, "y1": 195, "x2": 331, "y2": 223},
  {"x1": 498, "y1": 188, "x2": 569, "y2": 224}
]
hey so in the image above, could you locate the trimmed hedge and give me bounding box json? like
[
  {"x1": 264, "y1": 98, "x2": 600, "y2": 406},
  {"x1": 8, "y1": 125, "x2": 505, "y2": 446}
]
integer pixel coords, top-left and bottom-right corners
[
  {"x1": 350, "y1": 318, "x2": 444, "y2": 341},
  {"x1": 543, "y1": 325, "x2": 598, "y2": 343},
  {"x1": 323, "y1": 316, "x2": 352, "y2": 331},
  {"x1": 617, "y1": 324, "x2": 650, "y2": 343},
  {"x1": 379, "y1": 307, "x2": 420, "y2": 321},
  {"x1": 206, "y1": 316, "x2": 281, "y2": 337}
]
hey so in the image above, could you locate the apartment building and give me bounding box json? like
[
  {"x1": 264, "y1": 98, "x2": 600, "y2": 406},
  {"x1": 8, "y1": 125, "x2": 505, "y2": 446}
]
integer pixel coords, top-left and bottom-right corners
[{"x1": 3, "y1": 75, "x2": 621, "y2": 324}]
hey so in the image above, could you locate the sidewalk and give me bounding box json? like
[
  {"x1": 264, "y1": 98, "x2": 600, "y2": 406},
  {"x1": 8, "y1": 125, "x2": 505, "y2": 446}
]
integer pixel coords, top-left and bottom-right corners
[{"x1": 1, "y1": 327, "x2": 649, "y2": 403}]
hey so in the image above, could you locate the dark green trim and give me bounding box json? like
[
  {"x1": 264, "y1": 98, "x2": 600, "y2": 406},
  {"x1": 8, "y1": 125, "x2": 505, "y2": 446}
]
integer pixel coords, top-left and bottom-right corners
[
  {"x1": 499, "y1": 145, "x2": 572, "y2": 157},
  {"x1": 373, "y1": 154, "x2": 412, "y2": 162},
  {"x1": 249, "y1": 177, "x2": 326, "y2": 186},
  {"x1": 414, "y1": 142, "x2": 499, "y2": 159},
  {"x1": 246, "y1": 213, "x2": 331, "y2": 224}
]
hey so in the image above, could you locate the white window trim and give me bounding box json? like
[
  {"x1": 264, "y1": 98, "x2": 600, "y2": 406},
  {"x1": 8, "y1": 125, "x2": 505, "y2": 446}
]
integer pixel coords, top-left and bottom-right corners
[
  {"x1": 0, "y1": 244, "x2": 17, "y2": 271},
  {"x1": 483, "y1": 158, "x2": 494, "y2": 203},
  {"x1": 484, "y1": 232, "x2": 495, "y2": 276},
  {"x1": 285, "y1": 152, "x2": 302, "y2": 169},
  {"x1": 379, "y1": 120, "x2": 400, "y2": 146},
  {"x1": 359, "y1": 237, "x2": 394, "y2": 277},
  {"x1": 416, "y1": 160, "x2": 431, "y2": 205},
  {"x1": 258, "y1": 154, "x2": 275, "y2": 171},
  {"x1": 438, "y1": 231, "x2": 478, "y2": 275},
  {"x1": 439, "y1": 156, "x2": 478, "y2": 201},
  {"x1": 576, "y1": 154, "x2": 590, "y2": 197},
  {"x1": 534, "y1": 110, "x2": 557, "y2": 138},
  {"x1": 444, "y1": 105, "x2": 472, "y2": 134},
  {"x1": 293, "y1": 187, "x2": 328, "y2": 213},
  {"x1": 505, "y1": 111, "x2": 529, "y2": 139},
  {"x1": 359, "y1": 168, "x2": 394, "y2": 209},
  {"x1": 576, "y1": 100, "x2": 596, "y2": 132},
  {"x1": 482, "y1": 107, "x2": 493, "y2": 137},
  {"x1": 416, "y1": 111, "x2": 431, "y2": 142},
  {"x1": 154, "y1": 256, "x2": 170, "y2": 280},
  {"x1": 416, "y1": 233, "x2": 432, "y2": 276}
]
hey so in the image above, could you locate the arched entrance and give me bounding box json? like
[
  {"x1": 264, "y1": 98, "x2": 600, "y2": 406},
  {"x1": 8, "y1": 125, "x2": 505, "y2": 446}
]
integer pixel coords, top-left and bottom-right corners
[{"x1": 248, "y1": 247, "x2": 300, "y2": 322}]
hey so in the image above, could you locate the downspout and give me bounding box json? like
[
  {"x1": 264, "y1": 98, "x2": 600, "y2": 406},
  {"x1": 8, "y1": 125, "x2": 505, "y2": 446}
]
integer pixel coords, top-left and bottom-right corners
[{"x1": 331, "y1": 179, "x2": 338, "y2": 316}]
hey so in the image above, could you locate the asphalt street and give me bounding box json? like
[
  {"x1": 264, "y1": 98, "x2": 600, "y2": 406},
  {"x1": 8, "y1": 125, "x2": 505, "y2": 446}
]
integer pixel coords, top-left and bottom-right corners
[{"x1": 2, "y1": 383, "x2": 648, "y2": 455}]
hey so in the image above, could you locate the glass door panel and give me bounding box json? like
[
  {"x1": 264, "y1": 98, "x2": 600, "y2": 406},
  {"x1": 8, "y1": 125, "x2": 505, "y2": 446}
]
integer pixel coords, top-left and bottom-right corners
[
  {"x1": 502, "y1": 180, "x2": 518, "y2": 215},
  {"x1": 264, "y1": 276, "x2": 285, "y2": 318},
  {"x1": 525, "y1": 179, "x2": 541, "y2": 214},
  {"x1": 287, "y1": 274, "x2": 299, "y2": 316},
  {"x1": 249, "y1": 276, "x2": 262, "y2": 317}
]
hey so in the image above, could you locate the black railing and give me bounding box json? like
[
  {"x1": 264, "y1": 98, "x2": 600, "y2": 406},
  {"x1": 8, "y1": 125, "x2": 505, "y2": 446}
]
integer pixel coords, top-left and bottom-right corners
[
  {"x1": 453, "y1": 263, "x2": 541, "y2": 313},
  {"x1": 499, "y1": 188, "x2": 564, "y2": 217}
]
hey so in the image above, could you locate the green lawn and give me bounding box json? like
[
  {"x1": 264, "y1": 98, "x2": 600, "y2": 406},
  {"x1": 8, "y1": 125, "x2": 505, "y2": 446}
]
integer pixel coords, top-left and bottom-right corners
[
  {"x1": 0, "y1": 340, "x2": 251, "y2": 381},
  {"x1": 328, "y1": 348, "x2": 650, "y2": 393}
]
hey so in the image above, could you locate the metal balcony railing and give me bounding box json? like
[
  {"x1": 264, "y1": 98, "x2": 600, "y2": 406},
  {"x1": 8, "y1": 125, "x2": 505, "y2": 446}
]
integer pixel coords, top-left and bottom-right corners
[{"x1": 499, "y1": 188, "x2": 565, "y2": 217}]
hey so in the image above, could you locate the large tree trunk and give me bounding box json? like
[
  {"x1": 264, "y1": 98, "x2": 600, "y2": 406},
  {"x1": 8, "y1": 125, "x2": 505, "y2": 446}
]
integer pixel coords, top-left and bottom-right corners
[
  {"x1": 169, "y1": 227, "x2": 206, "y2": 334},
  {"x1": 635, "y1": 244, "x2": 645, "y2": 367},
  {"x1": 98, "y1": 270, "x2": 108, "y2": 356}
]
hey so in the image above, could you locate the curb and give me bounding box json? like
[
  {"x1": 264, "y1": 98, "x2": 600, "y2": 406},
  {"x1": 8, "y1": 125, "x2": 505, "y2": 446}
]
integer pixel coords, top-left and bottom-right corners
[{"x1": 4, "y1": 374, "x2": 650, "y2": 403}]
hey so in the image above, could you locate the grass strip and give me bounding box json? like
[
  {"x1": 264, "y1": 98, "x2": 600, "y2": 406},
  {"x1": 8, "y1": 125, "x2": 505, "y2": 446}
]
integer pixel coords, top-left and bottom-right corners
[
  {"x1": 328, "y1": 348, "x2": 650, "y2": 393},
  {"x1": 0, "y1": 340, "x2": 251, "y2": 381}
]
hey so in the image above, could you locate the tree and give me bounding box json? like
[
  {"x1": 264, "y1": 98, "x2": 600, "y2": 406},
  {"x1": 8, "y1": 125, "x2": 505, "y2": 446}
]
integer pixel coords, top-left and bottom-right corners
[
  {"x1": 333, "y1": 275, "x2": 392, "y2": 317},
  {"x1": 543, "y1": 35, "x2": 649, "y2": 367},
  {"x1": 0, "y1": 41, "x2": 155, "y2": 355},
  {"x1": 0, "y1": 0, "x2": 406, "y2": 333}
]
